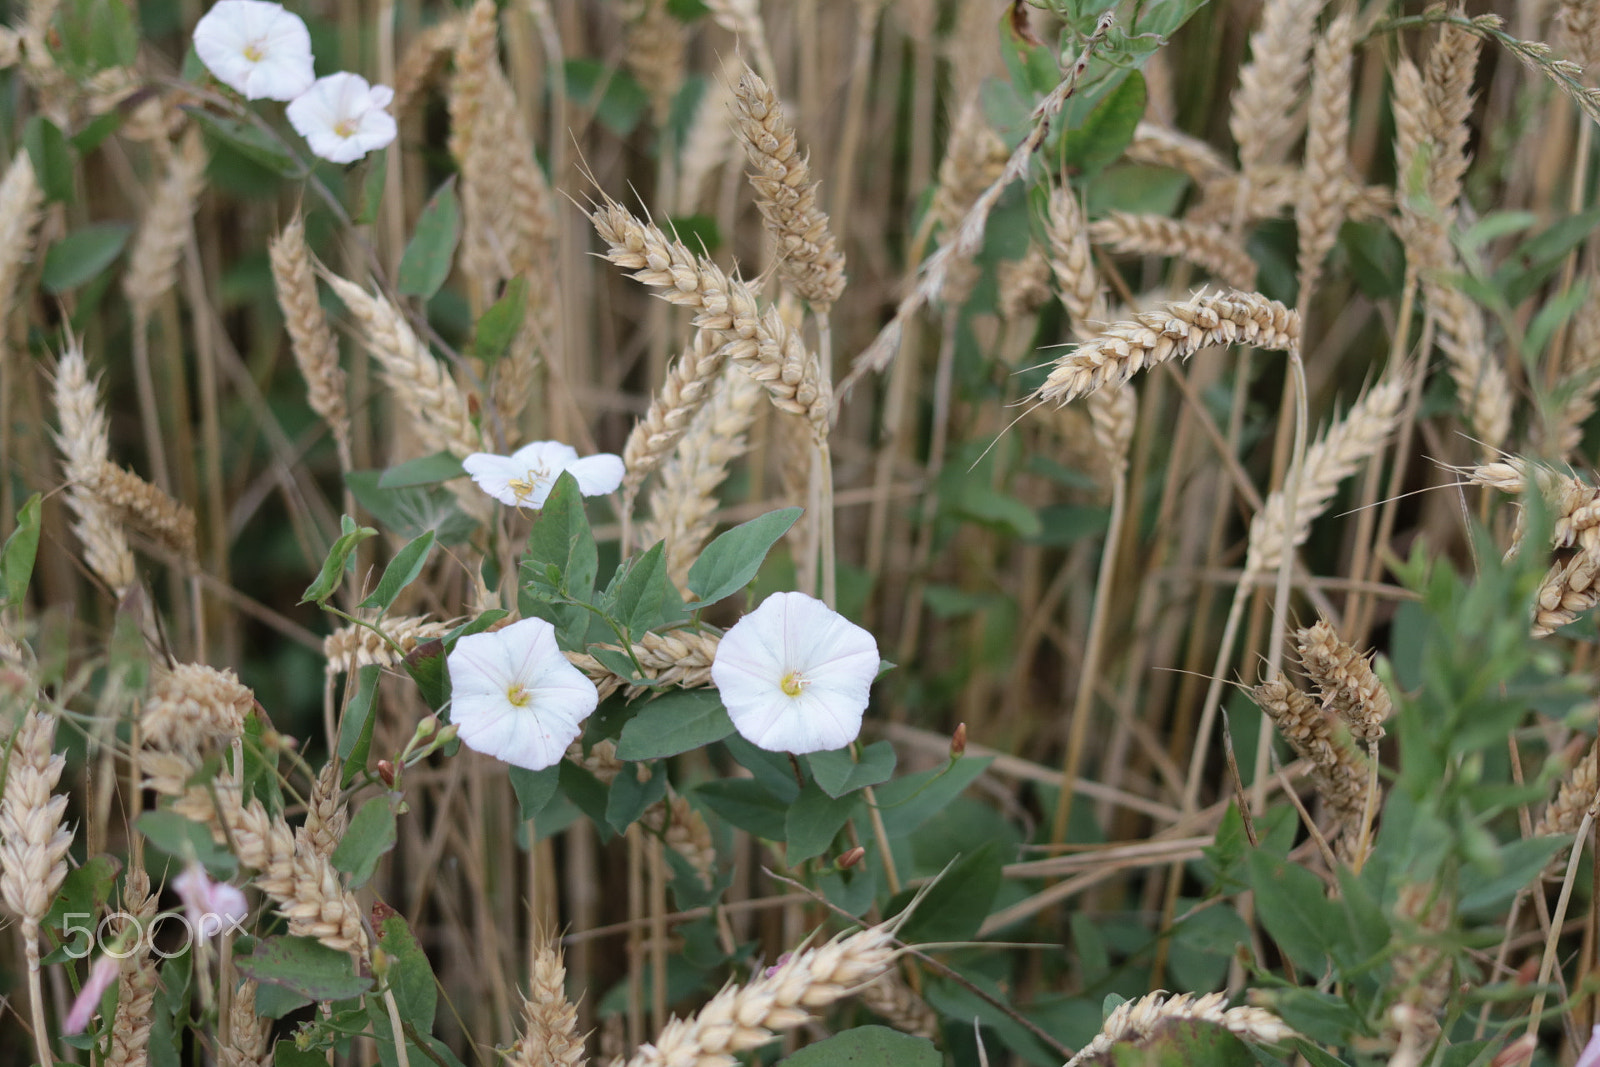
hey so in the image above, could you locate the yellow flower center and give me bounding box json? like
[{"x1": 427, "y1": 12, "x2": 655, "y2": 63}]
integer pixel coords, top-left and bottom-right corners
[
  {"x1": 780, "y1": 671, "x2": 806, "y2": 697},
  {"x1": 505, "y1": 684, "x2": 532, "y2": 708},
  {"x1": 242, "y1": 41, "x2": 264, "y2": 62},
  {"x1": 508, "y1": 463, "x2": 554, "y2": 504},
  {"x1": 334, "y1": 118, "x2": 358, "y2": 139}
]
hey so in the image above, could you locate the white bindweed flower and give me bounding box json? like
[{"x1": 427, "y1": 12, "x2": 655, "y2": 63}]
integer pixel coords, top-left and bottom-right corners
[
  {"x1": 286, "y1": 72, "x2": 398, "y2": 163},
  {"x1": 462, "y1": 441, "x2": 625, "y2": 509},
  {"x1": 192, "y1": 0, "x2": 314, "y2": 101},
  {"x1": 447, "y1": 617, "x2": 599, "y2": 771},
  {"x1": 711, "y1": 591, "x2": 880, "y2": 754}
]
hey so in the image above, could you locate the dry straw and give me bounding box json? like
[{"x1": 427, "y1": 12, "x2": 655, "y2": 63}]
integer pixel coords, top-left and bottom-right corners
[
  {"x1": 1034, "y1": 289, "x2": 1299, "y2": 405},
  {"x1": 323, "y1": 273, "x2": 483, "y2": 460},
  {"x1": 53, "y1": 343, "x2": 136, "y2": 594},
  {"x1": 731, "y1": 64, "x2": 847, "y2": 309},
  {"x1": 622, "y1": 921, "x2": 900, "y2": 1066},
  {"x1": 1088, "y1": 212, "x2": 1258, "y2": 290},
  {"x1": 1065, "y1": 991, "x2": 1295, "y2": 1066},
  {"x1": 269, "y1": 216, "x2": 349, "y2": 456},
  {"x1": 1244, "y1": 378, "x2": 1404, "y2": 574},
  {"x1": 123, "y1": 126, "x2": 208, "y2": 324},
  {"x1": 81, "y1": 460, "x2": 199, "y2": 560}
]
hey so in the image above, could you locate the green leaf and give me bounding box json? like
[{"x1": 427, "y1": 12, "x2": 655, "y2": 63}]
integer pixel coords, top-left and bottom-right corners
[
  {"x1": 137, "y1": 811, "x2": 238, "y2": 876},
  {"x1": 607, "y1": 762, "x2": 668, "y2": 832},
  {"x1": 237, "y1": 935, "x2": 373, "y2": 1002},
  {"x1": 565, "y1": 58, "x2": 650, "y2": 137},
  {"x1": 42, "y1": 222, "x2": 131, "y2": 293},
  {"x1": 72, "y1": 110, "x2": 123, "y2": 155},
  {"x1": 1460, "y1": 835, "x2": 1571, "y2": 913},
  {"x1": 1248, "y1": 850, "x2": 1337, "y2": 973},
  {"x1": 397, "y1": 177, "x2": 461, "y2": 299},
  {"x1": 301, "y1": 515, "x2": 378, "y2": 605},
  {"x1": 894, "y1": 840, "x2": 1005, "y2": 944},
  {"x1": 403, "y1": 638, "x2": 448, "y2": 714},
  {"x1": 1340, "y1": 219, "x2": 1406, "y2": 299},
  {"x1": 2, "y1": 494, "x2": 42, "y2": 609},
  {"x1": 509, "y1": 765, "x2": 561, "y2": 820},
  {"x1": 187, "y1": 108, "x2": 299, "y2": 177},
  {"x1": 357, "y1": 148, "x2": 388, "y2": 226},
  {"x1": 24, "y1": 116, "x2": 75, "y2": 204},
  {"x1": 330, "y1": 798, "x2": 396, "y2": 888},
  {"x1": 686, "y1": 507, "x2": 802, "y2": 607},
  {"x1": 664, "y1": 214, "x2": 722, "y2": 254},
  {"x1": 338, "y1": 664, "x2": 382, "y2": 784},
  {"x1": 615, "y1": 689, "x2": 734, "y2": 760},
  {"x1": 606, "y1": 541, "x2": 685, "y2": 639},
  {"x1": 51, "y1": 0, "x2": 138, "y2": 75},
  {"x1": 43, "y1": 854, "x2": 120, "y2": 960},
  {"x1": 520, "y1": 473, "x2": 598, "y2": 648},
  {"x1": 695, "y1": 778, "x2": 789, "y2": 840},
  {"x1": 558, "y1": 759, "x2": 615, "y2": 840},
  {"x1": 373, "y1": 910, "x2": 435, "y2": 1030},
  {"x1": 344, "y1": 470, "x2": 478, "y2": 545},
  {"x1": 1260, "y1": 987, "x2": 1364, "y2": 1046},
  {"x1": 358, "y1": 530, "x2": 436, "y2": 613},
  {"x1": 1064, "y1": 70, "x2": 1146, "y2": 175},
  {"x1": 379, "y1": 452, "x2": 467, "y2": 488},
  {"x1": 806, "y1": 741, "x2": 896, "y2": 798},
  {"x1": 777, "y1": 1026, "x2": 940, "y2": 1066},
  {"x1": 873, "y1": 757, "x2": 993, "y2": 837},
  {"x1": 474, "y1": 275, "x2": 529, "y2": 366},
  {"x1": 784, "y1": 781, "x2": 858, "y2": 863}
]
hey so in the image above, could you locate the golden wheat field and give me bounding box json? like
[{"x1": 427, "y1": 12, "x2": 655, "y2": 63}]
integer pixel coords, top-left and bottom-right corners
[{"x1": 11, "y1": 0, "x2": 1600, "y2": 1064}]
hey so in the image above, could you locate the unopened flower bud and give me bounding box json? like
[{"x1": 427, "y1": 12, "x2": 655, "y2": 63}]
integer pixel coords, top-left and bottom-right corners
[
  {"x1": 413, "y1": 715, "x2": 438, "y2": 742},
  {"x1": 836, "y1": 846, "x2": 866, "y2": 870},
  {"x1": 1494, "y1": 1034, "x2": 1538, "y2": 1067},
  {"x1": 951, "y1": 722, "x2": 967, "y2": 758},
  {"x1": 376, "y1": 760, "x2": 396, "y2": 788}
]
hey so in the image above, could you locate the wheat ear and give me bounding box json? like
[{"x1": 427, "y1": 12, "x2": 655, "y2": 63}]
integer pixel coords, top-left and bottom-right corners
[
  {"x1": 1559, "y1": 0, "x2": 1600, "y2": 72},
  {"x1": 1034, "y1": 289, "x2": 1299, "y2": 405},
  {"x1": 1066, "y1": 991, "x2": 1295, "y2": 1067},
  {"x1": 392, "y1": 16, "x2": 465, "y2": 116},
  {"x1": 322, "y1": 272, "x2": 483, "y2": 459},
  {"x1": 81, "y1": 460, "x2": 199, "y2": 560},
  {"x1": 1228, "y1": 0, "x2": 1323, "y2": 173},
  {"x1": 623, "y1": 330, "x2": 729, "y2": 498},
  {"x1": 0, "y1": 150, "x2": 42, "y2": 338},
  {"x1": 142, "y1": 663, "x2": 253, "y2": 753},
  {"x1": 1125, "y1": 121, "x2": 1234, "y2": 184},
  {"x1": 509, "y1": 940, "x2": 586, "y2": 1067},
  {"x1": 123, "y1": 126, "x2": 208, "y2": 325},
  {"x1": 1250, "y1": 677, "x2": 1370, "y2": 834},
  {"x1": 731, "y1": 64, "x2": 847, "y2": 309},
  {"x1": 52, "y1": 343, "x2": 136, "y2": 594},
  {"x1": 704, "y1": 0, "x2": 777, "y2": 85},
  {"x1": 297, "y1": 759, "x2": 348, "y2": 862},
  {"x1": 1295, "y1": 619, "x2": 1392, "y2": 743},
  {"x1": 0, "y1": 708, "x2": 72, "y2": 1067},
  {"x1": 221, "y1": 979, "x2": 273, "y2": 1067},
  {"x1": 1383, "y1": 883, "x2": 1451, "y2": 1054},
  {"x1": 269, "y1": 216, "x2": 350, "y2": 459},
  {"x1": 1295, "y1": 9, "x2": 1356, "y2": 300},
  {"x1": 566, "y1": 627, "x2": 721, "y2": 700},
  {"x1": 622, "y1": 922, "x2": 900, "y2": 1066},
  {"x1": 1244, "y1": 378, "x2": 1403, "y2": 574},
  {"x1": 107, "y1": 868, "x2": 157, "y2": 1067},
  {"x1": 624, "y1": 0, "x2": 686, "y2": 124},
  {"x1": 323, "y1": 614, "x2": 452, "y2": 675},
  {"x1": 1088, "y1": 212, "x2": 1257, "y2": 290}
]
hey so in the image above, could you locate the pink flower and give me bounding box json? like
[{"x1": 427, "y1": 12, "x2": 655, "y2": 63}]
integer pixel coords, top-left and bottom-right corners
[
  {"x1": 63, "y1": 954, "x2": 121, "y2": 1035},
  {"x1": 1578, "y1": 1025, "x2": 1600, "y2": 1067},
  {"x1": 173, "y1": 864, "x2": 250, "y2": 939}
]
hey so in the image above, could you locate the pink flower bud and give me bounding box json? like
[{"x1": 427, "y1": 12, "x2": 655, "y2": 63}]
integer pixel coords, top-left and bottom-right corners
[{"x1": 63, "y1": 954, "x2": 121, "y2": 1034}]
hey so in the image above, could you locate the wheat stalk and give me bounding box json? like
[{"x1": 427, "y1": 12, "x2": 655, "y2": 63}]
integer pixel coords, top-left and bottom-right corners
[
  {"x1": 269, "y1": 216, "x2": 350, "y2": 458},
  {"x1": 732, "y1": 64, "x2": 847, "y2": 309},
  {"x1": 1088, "y1": 212, "x2": 1257, "y2": 290},
  {"x1": 1034, "y1": 289, "x2": 1299, "y2": 405},
  {"x1": 52, "y1": 343, "x2": 136, "y2": 594}
]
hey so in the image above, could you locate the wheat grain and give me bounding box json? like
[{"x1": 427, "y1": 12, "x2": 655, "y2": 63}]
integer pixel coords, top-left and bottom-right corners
[
  {"x1": 927, "y1": 96, "x2": 1008, "y2": 303},
  {"x1": 704, "y1": 0, "x2": 777, "y2": 85},
  {"x1": 1188, "y1": 167, "x2": 1391, "y2": 228},
  {"x1": 1536, "y1": 738, "x2": 1598, "y2": 838},
  {"x1": 1559, "y1": 0, "x2": 1600, "y2": 71},
  {"x1": 1035, "y1": 290, "x2": 1299, "y2": 405},
  {"x1": 1547, "y1": 281, "x2": 1600, "y2": 459},
  {"x1": 732, "y1": 65, "x2": 846, "y2": 309},
  {"x1": 1065, "y1": 991, "x2": 1295, "y2": 1066},
  {"x1": 1088, "y1": 212, "x2": 1258, "y2": 291},
  {"x1": 859, "y1": 970, "x2": 939, "y2": 1040},
  {"x1": 142, "y1": 663, "x2": 253, "y2": 753},
  {"x1": 677, "y1": 66, "x2": 739, "y2": 214},
  {"x1": 81, "y1": 460, "x2": 199, "y2": 560},
  {"x1": 640, "y1": 794, "x2": 716, "y2": 887},
  {"x1": 323, "y1": 273, "x2": 483, "y2": 459},
  {"x1": 297, "y1": 760, "x2": 347, "y2": 862},
  {"x1": 624, "y1": 0, "x2": 686, "y2": 124},
  {"x1": 0, "y1": 708, "x2": 70, "y2": 927},
  {"x1": 269, "y1": 216, "x2": 349, "y2": 453},
  {"x1": 1251, "y1": 677, "x2": 1369, "y2": 829},
  {"x1": 1229, "y1": 0, "x2": 1324, "y2": 174},
  {"x1": 1245, "y1": 378, "x2": 1404, "y2": 574},
  {"x1": 1043, "y1": 185, "x2": 1105, "y2": 329},
  {"x1": 623, "y1": 922, "x2": 900, "y2": 1066},
  {"x1": 52, "y1": 343, "x2": 136, "y2": 594},
  {"x1": 1384, "y1": 883, "x2": 1451, "y2": 1052},
  {"x1": 123, "y1": 126, "x2": 207, "y2": 325},
  {"x1": 1295, "y1": 10, "x2": 1356, "y2": 298},
  {"x1": 1296, "y1": 619, "x2": 1391, "y2": 743}
]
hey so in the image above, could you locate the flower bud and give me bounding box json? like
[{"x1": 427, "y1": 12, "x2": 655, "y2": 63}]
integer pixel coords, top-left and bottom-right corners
[
  {"x1": 951, "y1": 722, "x2": 967, "y2": 758},
  {"x1": 377, "y1": 760, "x2": 396, "y2": 788},
  {"x1": 835, "y1": 846, "x2": 866, "y2": 870}
]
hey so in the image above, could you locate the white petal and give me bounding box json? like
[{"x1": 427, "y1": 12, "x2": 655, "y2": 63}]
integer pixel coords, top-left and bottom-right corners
[
  {"x1": 510, "y1": 440, "x2": 581, "y2": 470},
  {"x1": 462, "y1": 453, "x2": 523, "y2": 506},
  {"x1": 193, "y1": 0, "x2": 312, "y2": 101},
  {"x1": 566, "y1": 453, "x2": 625, "y2": 497},
  {"x1": 446, "y1": 618, "x2": 599, "y2": 771}
]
